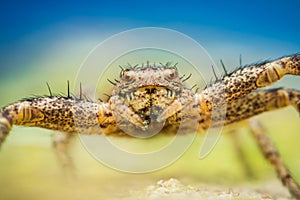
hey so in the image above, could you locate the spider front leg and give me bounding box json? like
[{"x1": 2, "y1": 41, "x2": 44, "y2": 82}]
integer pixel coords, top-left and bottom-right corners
[
  {"x1": 249, "y1": 118, "x2": 300, "y2": 199},
  {"x1": 201, "y1": 54, "x2": 300, "y2": 110},
  {"x1": 0, "y1": 96, "x2": 117, "y2": 147}
]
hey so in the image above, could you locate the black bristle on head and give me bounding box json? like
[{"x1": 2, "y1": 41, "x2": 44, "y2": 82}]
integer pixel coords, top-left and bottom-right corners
[
  {"x1": 220, "y1": 59, "x2": 228, "y2": 76},
  {"x1": 119, "y1": 65, "x2": 125, "y2": 72},
  {"x1": 211, "y1": 65, "x2": 218, "y2": 81},
  {"x1": 191, "y1": 84, "x2": 197, "y2": 90},
  {"x1": 127, "y1": 63, "x2": 133, "y2": 69},
  {"x1": 165, "y1": 61, "x2": 172, "y2": 67},
  {"x1": 107, "y1": 79, "x2": 116, "y2": 86},
  {"x1": 67, "y1": 80, "x2": 70, "y2": 98},
  {"x1": 180, "y1": 74, "x2": 186, "y2": 80},
  {"x1": 133, "y1": 64, "x2": 139, "y2": 68},
  {"x1": 182, "y1": 73, "x2": 192, "y2": 82},
  {"x1": 46, "y1": 82, "x2": 53, "y2": 97},
  {"x1": 103, "y1": 93, "x2": 111, "y2": 98},
  {"x1": 79, "y1": 82, "x2": 82, "y2": 99},
  {"x1": 172, "y1": 63, "x2": 178, "y2": 70}
]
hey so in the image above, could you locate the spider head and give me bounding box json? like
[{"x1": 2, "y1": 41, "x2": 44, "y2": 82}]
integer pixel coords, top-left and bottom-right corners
[
  {"x1": 113, "y1": 63, "x2": 183, "y2": 95},
  {"x1": 109, "y1": 63, "x2": 192, "y2": 134}
]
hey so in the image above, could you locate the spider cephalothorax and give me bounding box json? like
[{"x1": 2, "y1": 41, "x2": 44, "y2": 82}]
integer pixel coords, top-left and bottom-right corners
[{"x1": 109, "y1": 63, "x2": 196, "y2": 136}]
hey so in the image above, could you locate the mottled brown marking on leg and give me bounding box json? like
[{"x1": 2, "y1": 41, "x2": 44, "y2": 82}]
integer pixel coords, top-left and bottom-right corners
[
  {"x1": 223, "y1": 88, "x2": 300, "y2": 126},
  {"x1": 200, "y1": 54, "x2": 300, "y2": 110}
]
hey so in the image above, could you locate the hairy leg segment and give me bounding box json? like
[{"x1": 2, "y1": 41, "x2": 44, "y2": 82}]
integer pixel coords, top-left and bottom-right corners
[
  {"x1": 0, "y1": 97, "x2": 116, "y2": 148},
  {"x1": 249, "y1": 118, "x2": 300, "y2": 199}
]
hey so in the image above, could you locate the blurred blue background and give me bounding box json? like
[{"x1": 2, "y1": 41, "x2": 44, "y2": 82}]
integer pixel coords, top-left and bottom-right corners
[{"x1": 1, "y1": 0, "x2": 299, "y2": 79}]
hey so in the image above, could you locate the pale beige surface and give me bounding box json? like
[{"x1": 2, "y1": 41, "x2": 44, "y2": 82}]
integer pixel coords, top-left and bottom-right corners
[{"x1": 124, "y1": 178, "x2": 289, "y2": 200}]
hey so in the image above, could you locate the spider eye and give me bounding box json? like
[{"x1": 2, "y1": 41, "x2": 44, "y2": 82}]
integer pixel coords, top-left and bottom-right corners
[
  {"x1": 164, "y1": 69, "x2": 177, "y2": 79},
  {"x1": 121, "y1": 71, "x2": 135, "y2": 82}
]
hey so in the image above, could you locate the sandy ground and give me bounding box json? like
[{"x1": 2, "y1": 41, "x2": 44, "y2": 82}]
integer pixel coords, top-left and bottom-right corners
[{"x1": 122, "y1": 178, "x2": 291, "y2": 200}]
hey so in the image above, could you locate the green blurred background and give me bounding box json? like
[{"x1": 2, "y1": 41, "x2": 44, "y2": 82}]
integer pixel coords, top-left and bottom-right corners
[{"x1": 0, "y1": 1, "x2": 299, "y2": 199}]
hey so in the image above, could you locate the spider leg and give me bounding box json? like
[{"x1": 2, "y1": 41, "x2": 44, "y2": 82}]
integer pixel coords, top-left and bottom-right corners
[
  {"x1": 228, "y1": 128, "x2": 255, "y2": 178},
  {"x1": 249, "y1": 118, "x2": 300, "y2": 199},
  {"x1": 222, "y1": 88, "x2": 300, "y2": 126},
  {"x1": 0, "y1": 115, "x2": 11, "y2": 148},
  {"x1": 195, "y1": 88, "x2": 300, "y2": 130},
  {"x1": 199, "y1": 54, "x2": 300, "y2": 110},
  {"x1": 52, "y1": 131, "x2": 76, "y2": 179},
  {"x1": 0, "y1": 97, "x2": 116, "y2": 148}
]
